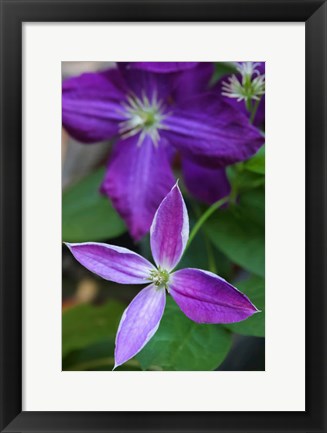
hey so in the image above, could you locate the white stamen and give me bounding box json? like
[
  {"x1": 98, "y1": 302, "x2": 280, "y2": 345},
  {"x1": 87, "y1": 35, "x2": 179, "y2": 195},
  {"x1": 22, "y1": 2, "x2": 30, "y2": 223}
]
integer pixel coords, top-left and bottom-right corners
[
  {"x1": 119, "y1": 91, "x2": 169, "y2": 147},
  {"x1": 149, "y1": 268, "x2": 170, "y2": 289},
  {"x1": 222, "y1": 62, "x2": 265, "y2": 103}
]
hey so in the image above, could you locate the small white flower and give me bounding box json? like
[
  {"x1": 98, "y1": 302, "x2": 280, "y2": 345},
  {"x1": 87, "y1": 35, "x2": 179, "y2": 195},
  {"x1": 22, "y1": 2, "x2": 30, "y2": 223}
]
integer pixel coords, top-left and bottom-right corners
[{"x1": 222, "y1": 62, "x2": 265, "y2": 104}]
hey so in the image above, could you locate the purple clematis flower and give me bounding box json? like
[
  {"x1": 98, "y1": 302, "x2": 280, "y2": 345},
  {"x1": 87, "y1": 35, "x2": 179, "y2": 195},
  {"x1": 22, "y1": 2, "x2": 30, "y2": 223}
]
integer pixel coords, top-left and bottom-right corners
[
  {"x1": 63, "y1": 62, "x2": 264, "y2": 239},
  {"x1": 65, "y1": 184, "x2": 259, "y2": 369}
]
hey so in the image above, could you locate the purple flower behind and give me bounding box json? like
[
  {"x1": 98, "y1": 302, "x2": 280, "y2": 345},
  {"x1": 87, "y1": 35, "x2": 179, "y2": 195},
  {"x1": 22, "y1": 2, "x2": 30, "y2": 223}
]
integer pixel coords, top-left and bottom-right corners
[
  {"x1": 62, "y1": 62, "x2": 264, "y2": 239},
  {"x1": 182, "y1": 158, "x2": 231, "y2": 204},
  {"x1": 127, "y1": 62, "x2": 199, "y2": 72},
  {"x1": 66, "y1": 184, "x2": 259, "y2": 369}
]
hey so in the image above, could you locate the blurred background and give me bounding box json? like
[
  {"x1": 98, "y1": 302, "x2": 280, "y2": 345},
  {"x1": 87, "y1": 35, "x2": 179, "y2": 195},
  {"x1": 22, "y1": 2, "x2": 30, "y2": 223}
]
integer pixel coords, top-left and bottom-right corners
[{"x1": 62, "y1": 62, "x2": 265, "y2": 371}]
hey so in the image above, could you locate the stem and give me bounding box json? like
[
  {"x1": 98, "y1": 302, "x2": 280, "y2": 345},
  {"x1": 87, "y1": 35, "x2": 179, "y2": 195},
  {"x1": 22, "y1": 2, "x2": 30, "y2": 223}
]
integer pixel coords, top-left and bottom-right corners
[
  {"x1": 189, "y1": 200, "x2": 217, "y2": 272},
  {"x1": 249, "y1": 97, "x2": 261, "y2": 124},
  {"x1": 204, "y1": 236, "x2": 217, "y2": 273},
  {"x1": 186, "y1": 196, "x2": 229, "y2": 252},
  {"x1": 245, "y1": 98, "x2": 252, "y2": 113}
]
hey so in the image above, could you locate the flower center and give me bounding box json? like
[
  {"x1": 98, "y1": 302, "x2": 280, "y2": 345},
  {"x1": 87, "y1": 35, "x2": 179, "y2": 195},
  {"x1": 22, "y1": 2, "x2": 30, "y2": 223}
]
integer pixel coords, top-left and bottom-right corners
[
  {"x1": 149, "y1": 267, "x2": 170, "y2": 289},
  {"x1": 119, "y1": 92, "x2": 168, "y2": 147}
]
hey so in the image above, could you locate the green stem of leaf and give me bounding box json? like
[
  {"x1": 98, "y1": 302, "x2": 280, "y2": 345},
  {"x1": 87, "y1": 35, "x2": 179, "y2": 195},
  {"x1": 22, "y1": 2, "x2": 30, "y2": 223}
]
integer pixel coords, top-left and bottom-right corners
[
  {"x1": 186, "y1": 196, "x2": 230, "y2": 252},
  {"x1": 245, "y1": 98, "x2": 252, "y2": 113},
  {"x1": 204, "y1": 236, "x2": 217, "y2": 273},
  {"x1": 189, "y1": 200, "x2": 217, "y2": 272},
  {"x1": 249, "y1": 97, "x2": 261, "y2": 124}
]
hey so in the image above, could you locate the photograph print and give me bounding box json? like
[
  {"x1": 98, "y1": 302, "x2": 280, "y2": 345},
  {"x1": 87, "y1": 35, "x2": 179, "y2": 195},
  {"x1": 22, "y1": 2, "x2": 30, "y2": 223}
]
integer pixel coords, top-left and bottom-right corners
[{"x1": 61, "y1": 61, "x2": 265, "y2": 371}]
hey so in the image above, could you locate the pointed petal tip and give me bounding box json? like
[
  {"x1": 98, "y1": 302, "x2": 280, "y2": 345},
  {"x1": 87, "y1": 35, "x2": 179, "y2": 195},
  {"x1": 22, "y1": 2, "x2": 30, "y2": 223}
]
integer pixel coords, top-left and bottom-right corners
[
  {"x1": 172, "y1": 179, "x2": 182, "y2": 193},
  {"x1": 64, "y1": 242, "x2": 80, "y2": 249},
  {"x1": 166, "y1": 180, "x2": 181, "y2": 197},
  {"x1": 245, "y1": 297, "x2": 261, "y2": 314},
  {"x1": 64, "y1": 242, "x2": 73, "y2": 251},
  {"x1": 241, "y1": 298, "x2": 260, "y2": 316},
  {"x1": 112, "y1": 362, "x2": 120, "y2": 371},
  {"x1": 113, "y1": 355, "x2": 128, "y2": 371}
]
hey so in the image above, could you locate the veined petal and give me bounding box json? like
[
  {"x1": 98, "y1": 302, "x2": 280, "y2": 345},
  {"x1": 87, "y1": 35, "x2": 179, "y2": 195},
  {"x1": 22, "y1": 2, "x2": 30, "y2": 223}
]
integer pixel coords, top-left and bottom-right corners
[
  {"x1": 169, "y1": 268, "x2": 258, "y2": 323},
  {"x1": 117, "y1": 64, "x2": 173, "y2": 102},
  {"x1": 65, "y1": 242, "x2": 155, "y2": 284},
  {"x1": 150, "y1": 184, "x2": 189, "y2": 271},
  {"x1": 162, "y1": 93, "x2": 264, "y2": 168},
  {"x1": 114, "y1": 284, "x2": 166, "y2": 368},
  {"x1": 100, "y1": 135, "x2": 175, "y2": 240},
  {"x1": 126, "y1": 62, "x2": 199, "y2": 73},
  {"x1": 62, "y1": 68, "x2": 127, "y2": 143},
  {"x1": 182, "y1": 157, "x2": 231, "y2": 204},
  {"x1": 221, "y1": 92, "x2": 265, "y2": 129}
]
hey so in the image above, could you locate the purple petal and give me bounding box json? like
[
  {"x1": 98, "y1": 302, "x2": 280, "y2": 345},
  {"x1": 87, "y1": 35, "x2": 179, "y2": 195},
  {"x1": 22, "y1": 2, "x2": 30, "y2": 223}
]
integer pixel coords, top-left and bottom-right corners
[
  {"x1": 169, "y1": 268, "x2": 258, "y2": 323},
  {"x1": 117, "y1": 64, "x2": 173, "y2": 102},
  {"x1": 221, "y1": 93, "x2": 265, "y2": 129},
  {"x1": 171, "y1": 62, "x2": 214, "y2": 103},
  {"x1": 114, "y1": 284, "x2": 166, "y2": 368},
  {"x1": 62, "y1": 68, "x2": 127, "y2": 143},
  {"x1": 100, "y1": 135, "x2": 175, "y2": 240},
  {"x1": 162, "y1": 93, "x2": 264, "y2": 168},
  {"x1": 65, "y1": 242, "x2": 155, "y2": 284},
  {"x1": 126, "y1": 62, "x2": 199, "y2": 73},
  {"x1": 182, "y1": 158, "x2": 231, "y2": 204},
  {"x1": 150, "y1": 184, "x2": 189, "y2": 271}
]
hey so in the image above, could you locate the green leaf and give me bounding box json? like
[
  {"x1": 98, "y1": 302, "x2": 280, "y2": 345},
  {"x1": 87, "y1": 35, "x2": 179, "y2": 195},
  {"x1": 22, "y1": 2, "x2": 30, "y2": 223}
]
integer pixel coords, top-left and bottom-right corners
[
  {"x1": 136, "y1": 297, "x2": 232, "y2": 371},
  {"x1": 211, "y1": 62, "x2": 238, "y2": 84},
  {"x1": 62, "y1": 300, "x2": 125, "y2": 357},
  {"x1": 63, "y1": 338, "x2": 142, "y2": 371},
  {"x1": 62, "y1": 168, "x2": 126, "y2": 242},
  {"x1": 244, "y1": 146, "x2": 265, "y2": 174},
  {"x1": 225, "y1": 276, "x2": 265, "y2": 337},
  {"x1": 227, "y1": 165, "x2": 265, "y2": 193},
  {"x1": 240, "y1": 187, "x2": 265, "y2": 226},
  {"x1": 204, "y1": 188, "x2": 265, "y2": 277}
]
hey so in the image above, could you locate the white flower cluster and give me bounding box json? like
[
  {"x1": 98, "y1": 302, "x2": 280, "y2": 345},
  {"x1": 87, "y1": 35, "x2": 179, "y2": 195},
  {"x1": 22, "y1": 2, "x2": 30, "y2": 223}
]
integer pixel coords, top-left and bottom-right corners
[{"x1": 222, "y1": 62, "x2": 265, "y2": 104}]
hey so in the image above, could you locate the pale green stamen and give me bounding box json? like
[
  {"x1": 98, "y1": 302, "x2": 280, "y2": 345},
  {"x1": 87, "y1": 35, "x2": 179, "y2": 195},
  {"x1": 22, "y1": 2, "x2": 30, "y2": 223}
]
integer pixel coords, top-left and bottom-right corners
[
  {"x1": 149, "y1": 267, "x2": 170, "y2": 289},
  {"x1": 119, "y1": 92, "x2": 168, "y2": 147}
]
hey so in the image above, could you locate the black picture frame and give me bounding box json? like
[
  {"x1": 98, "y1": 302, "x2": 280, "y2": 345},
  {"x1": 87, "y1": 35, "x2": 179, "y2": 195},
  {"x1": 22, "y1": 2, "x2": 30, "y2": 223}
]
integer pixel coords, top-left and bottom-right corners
[{"x1": 0, "y1": 1, "x2": 326, "y2": 432}]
